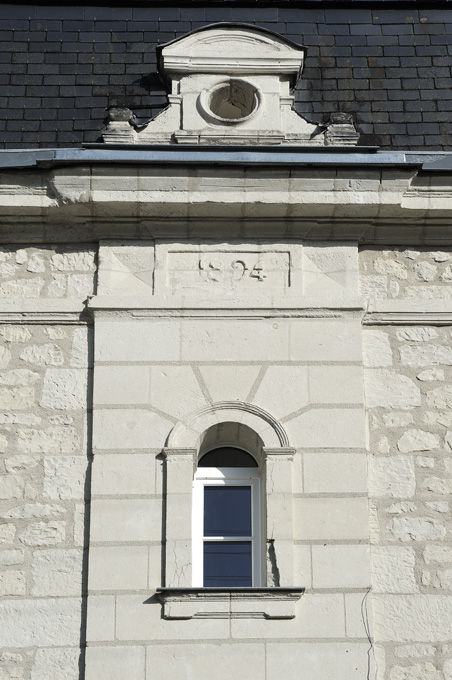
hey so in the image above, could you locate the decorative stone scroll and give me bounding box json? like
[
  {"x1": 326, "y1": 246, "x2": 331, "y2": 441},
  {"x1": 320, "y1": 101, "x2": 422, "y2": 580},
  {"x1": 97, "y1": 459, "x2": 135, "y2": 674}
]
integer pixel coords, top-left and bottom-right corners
[{"x1": 103, "y1": 24, "x2": 359, "y2": 146}]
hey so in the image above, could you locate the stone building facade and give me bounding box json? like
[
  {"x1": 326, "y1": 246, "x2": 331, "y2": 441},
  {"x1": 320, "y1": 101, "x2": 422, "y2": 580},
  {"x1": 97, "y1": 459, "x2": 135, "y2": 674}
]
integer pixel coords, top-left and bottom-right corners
[{"x1": 1, "y1": 2, "x2": 452, "y2": 680}]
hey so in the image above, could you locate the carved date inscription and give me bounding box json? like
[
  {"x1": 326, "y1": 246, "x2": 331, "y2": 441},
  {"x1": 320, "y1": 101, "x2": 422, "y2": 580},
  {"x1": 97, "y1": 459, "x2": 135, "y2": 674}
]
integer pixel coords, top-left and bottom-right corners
[
  {"x1": 199, "y1": 257, "x2": 267, "y2": 283},
  {"x1": 165, "y1": 250, "x2": 289, "y2": 294}
]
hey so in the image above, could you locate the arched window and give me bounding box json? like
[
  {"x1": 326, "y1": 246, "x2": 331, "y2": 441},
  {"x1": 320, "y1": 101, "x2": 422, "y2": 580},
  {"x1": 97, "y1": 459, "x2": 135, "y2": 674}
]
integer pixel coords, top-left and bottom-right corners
[{"x1": 192, "y1": 446, "x2": 262, "y2": 587}]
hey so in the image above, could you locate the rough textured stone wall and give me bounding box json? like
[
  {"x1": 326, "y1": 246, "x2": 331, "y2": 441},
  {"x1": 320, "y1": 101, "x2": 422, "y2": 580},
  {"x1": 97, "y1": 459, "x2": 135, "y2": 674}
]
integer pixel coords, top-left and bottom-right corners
[
  {"x1": 362, "y1": 247, "x2": 452, "y2": 680},
  {"x1": 361, "y1": 247, "x2": 452, "y2": 301},
  {"x1": 0, "y1": 246, "x2": 95, "y2": 300},
  {"x1": 0, "y1": 245, "x2": 94, "y2": 680}
]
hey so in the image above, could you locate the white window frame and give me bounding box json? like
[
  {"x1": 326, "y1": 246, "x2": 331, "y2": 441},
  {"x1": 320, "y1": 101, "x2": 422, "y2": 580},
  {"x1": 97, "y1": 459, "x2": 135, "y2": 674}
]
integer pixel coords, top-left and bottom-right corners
[{"x1": 192, "y1": 466, "x2": 262, "y2": 587}]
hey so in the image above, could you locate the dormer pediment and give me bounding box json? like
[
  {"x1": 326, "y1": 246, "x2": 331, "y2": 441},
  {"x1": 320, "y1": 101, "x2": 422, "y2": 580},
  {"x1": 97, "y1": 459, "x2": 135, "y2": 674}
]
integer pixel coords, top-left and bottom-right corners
[
  {"x1": 159, "y1": 24, "x2": 306, "y2": 85},
  {"x1": 103, "y1": 24, "x2": 359, "y2": 147}
]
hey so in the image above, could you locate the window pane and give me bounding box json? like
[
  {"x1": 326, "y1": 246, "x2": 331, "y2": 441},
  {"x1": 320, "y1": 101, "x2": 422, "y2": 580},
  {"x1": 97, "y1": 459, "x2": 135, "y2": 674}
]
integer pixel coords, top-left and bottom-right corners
[
  {"x1": 204, "y1": 486, "x2": 251, "y2": 537},
  {"x1": 203, "y1": 541, "x2": 252, "y2": 587},
  {"x1": 198, "y1": 448, "x2": 258, "y2": 467}
]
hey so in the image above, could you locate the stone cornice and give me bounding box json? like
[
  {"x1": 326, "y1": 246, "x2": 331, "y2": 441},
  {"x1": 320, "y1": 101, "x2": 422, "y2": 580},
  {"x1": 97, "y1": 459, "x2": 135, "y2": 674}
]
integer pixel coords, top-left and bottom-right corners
[
  {"x1": 364, "y1": 300, "x2": 452, "y2": 326},
  {"x1": 156, "y1": 587, "x2": 304, "y2": 620}
]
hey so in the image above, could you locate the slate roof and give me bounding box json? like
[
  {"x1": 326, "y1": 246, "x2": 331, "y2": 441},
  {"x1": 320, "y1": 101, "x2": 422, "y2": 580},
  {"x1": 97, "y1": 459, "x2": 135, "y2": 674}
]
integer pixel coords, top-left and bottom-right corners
[{"x1": 1, "y1": 2, "x2": 452, "y2": 150}]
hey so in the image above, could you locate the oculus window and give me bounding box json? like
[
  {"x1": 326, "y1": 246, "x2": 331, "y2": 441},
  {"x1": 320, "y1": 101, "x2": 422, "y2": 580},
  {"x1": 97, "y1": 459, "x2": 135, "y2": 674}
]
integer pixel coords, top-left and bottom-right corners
[{"x1": 192, "y1": 447, "x2": 262, "y2": 587}]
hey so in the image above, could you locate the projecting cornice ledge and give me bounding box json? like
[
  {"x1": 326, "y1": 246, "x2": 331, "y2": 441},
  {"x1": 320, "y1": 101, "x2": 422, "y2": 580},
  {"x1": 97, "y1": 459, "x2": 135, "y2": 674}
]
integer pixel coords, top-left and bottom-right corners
[
  {"x1": 156, "y1": 587, "x2": 305, "y2": 620},
  {"x1": 364, "y1": 299, "x2": 452, "y2": 326}
]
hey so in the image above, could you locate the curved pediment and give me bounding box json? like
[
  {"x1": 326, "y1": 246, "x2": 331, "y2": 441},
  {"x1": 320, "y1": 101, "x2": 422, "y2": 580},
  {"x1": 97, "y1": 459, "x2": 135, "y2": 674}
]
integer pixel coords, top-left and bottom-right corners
[{"x1": 158, "y1": 23, "x2": 306, "y2": 85}]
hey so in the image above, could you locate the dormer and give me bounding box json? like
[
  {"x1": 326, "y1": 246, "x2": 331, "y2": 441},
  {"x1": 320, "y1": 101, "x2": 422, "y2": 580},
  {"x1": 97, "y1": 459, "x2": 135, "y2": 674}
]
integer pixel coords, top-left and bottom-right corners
[{"x1": 103, "y1": 24, "x2": 359, "y2": 146}]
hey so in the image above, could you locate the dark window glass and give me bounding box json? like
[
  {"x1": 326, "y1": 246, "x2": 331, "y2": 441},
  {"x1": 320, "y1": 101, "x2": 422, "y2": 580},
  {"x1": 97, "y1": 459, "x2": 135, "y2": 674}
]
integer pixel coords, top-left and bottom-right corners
[
  {"x1": 203, "y1": 541, "x2": 252, "y2": 587},
  {"x1": 198, "y1": 447, "x2": 257, "y2": 468},
  {"x1": 204, "y1": 486, "x2": 251, "y2": 537}
]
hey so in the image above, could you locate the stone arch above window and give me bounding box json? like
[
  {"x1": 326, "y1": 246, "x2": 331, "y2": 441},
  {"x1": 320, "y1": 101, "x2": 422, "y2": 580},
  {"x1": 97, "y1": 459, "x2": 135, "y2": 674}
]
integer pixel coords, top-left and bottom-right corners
[{"x1": 167, "y1": 400, "x2": 290, "y2": 450}]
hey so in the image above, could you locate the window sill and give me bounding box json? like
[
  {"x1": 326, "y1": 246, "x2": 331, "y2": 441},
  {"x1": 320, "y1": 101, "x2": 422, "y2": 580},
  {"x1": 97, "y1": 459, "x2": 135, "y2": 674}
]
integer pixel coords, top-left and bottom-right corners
[{"x1": 156, "y1": 587, "x2": 305, "y2": 620}]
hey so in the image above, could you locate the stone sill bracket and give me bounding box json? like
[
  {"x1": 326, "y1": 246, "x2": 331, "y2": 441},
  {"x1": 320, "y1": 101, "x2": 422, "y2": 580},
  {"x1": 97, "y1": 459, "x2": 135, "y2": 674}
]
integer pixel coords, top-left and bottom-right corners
[{"x1": 156, "y1": 586, "x2": 305, "y2": 620}]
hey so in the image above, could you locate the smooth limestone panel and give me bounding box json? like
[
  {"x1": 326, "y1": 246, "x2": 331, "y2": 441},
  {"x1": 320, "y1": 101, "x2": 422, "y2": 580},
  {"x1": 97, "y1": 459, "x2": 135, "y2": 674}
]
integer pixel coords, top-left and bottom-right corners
[
  {"x1": 308, "y1": 365, "x2": 364, "y2": 404},
  {"x1": 285, "y1": 408, "x2": 366, "y2": 449},
  {"x1": 86, "y1": 595, "x2": 116, "y2": 642},
  {"x1": 85, "y1": 646, "x2": 145, "y2": 680},
  {"x1": 95, "y1": 321, "x2": 181, "y2": 362},
  {"x1": 266, "y1": 642, "x2": 370, "y2": 680},
  {"x1": 303, "y1": 452, "x2": 368, "y2": 493},
  {"x1": 115, "y1": 595, "x2": 230, "y2": 641},
  {"x1": 311, "y1": 544, "x2": 371, "y2": 588},
  {"x1": 92, "y1": 409, "x2": 172, "y2": 450},
  {"x1": 145, "y1": 643, "x2": 265, "y2": 680},
  {"x1": 230, "y1": 593, "x2": 345, "y2": 640},
  {"x1": 88, "y1": 546, "x2": 149, "y2": 591},
  {"x1": 93, "y1": 365, "x2": 150, "y2": 405},
  {"x1": 91, "y1": 454, "x2": 156, "y2": 496},
  {"x1": 295, "y1": 497, "x2": 369, "y2": 541},
  {"x1": 289, "y1": 320, "x2": 362, "y2": 361},
  {"x1": 180, "y1": 319, "x2": 290, "y2": 362},
  {"x1": 90, "y1": 499, "x2": 162, "y2": 543}
]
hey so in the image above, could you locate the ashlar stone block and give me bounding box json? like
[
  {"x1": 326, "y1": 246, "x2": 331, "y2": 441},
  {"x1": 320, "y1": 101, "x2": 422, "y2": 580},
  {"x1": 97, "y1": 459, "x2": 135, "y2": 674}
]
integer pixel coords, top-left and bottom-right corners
[
  {"x1": 295, "y1": 497, "x2": 369, "y2": 540},
  {"x1": 40, "y1": 369, "x2": 87, "y2": 410},
  {"x1": 253, "y1": 366, "x2": 308, "y2": 418},
  {"x1": 285, "y1": 408, "x2": 365, "y2": 449},
  {"x1": 93, "y1": 365, "x2": 149, "y2": 406},
  {"x1": 31, "y1": 648, "x2": 80, "y2": 680},
  {"x1": 88, "y1": 546, "x2": 149, "y2": 591},
  {"x1": 0, "y1": 598, "x2": 81, "y2": 647},
  {"x1": 31, "y1": 549, "x2": 83, "y2": 597},
  {"x1": 312, "y1": 544, "x2": 370, "y2": 589},
  {"x1": 85, "y1": 646, "x2": 145, "y2": 680},
  {"x1": 86, "y1": 595, "x2": 115, "y2": 642},
  {"x1": 372, "y1": 546, "x2": 418, "y2": 593},
  {"x1": 266, "y1": 642, "x2": 369, "y2": 680},
  {"x1": 95, "y1": 321, "x2": 181, "y2": 362},
  {"x1": 369, "y1": 456, "x2": 416, "y2": 498},
  {"x1": 145, "y1": 643, "x2": 265, "y2": 680},
  {"x1": 92, "y1": 454, "x2": 155, "y2": 496},
  {"x1": 93, "y1": 409, "x2": 172, "y2": 450},
  {"x1": 303, "y1": 452, "x2": 367, "y2": 493},
  {"x1": 90, "y1": 499, "x2": 161, "y2": 543},
  {"x1": 290, "y1": 320, "x2": 362, "y2": 361},
  {"x1": 43, "y1": 456, "x2": 86, "y2": 500},
  {"x1": 373, "y1": 594, "x2": 452, "y2": 642}
]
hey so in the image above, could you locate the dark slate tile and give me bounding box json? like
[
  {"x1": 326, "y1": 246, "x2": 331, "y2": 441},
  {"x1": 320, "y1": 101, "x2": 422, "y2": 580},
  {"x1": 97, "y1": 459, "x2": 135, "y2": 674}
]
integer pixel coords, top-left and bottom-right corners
[
  {"x1": 30, "y1": 20, "x2": 62, "y2": 31},
  {"x1": 27, "y1": 64, "x2": 60, "y2": 75},
  {"x1": 94, "y1": 21, "x2": 127, "y2": 32},
  {"x1": 325, "y1": 9, "x2": 372, "y2": 24},
  {"x1": 37, "y1": 6, "x2": 84, "y2": 20},
  {"x1": 63, "y1": 20, "x2": 95, "y2": 31},
  {"x1": 128, "y1": 22, "x2": 158, "y2": 32},
  {"x1": 350, "y1": 24, "x2": 381, "y2": 35},
  {"x1": 180, "y1": 8, "x2": 205, "y2": 21},
  {"x1": 382, "y1": 24, "x2": 414, "y2": 35},
  {"x1": 7, "y1": 120, "x2": 40, "y2": 131},
  {"x1": 205, "y1": 8, "x2": 232, "y2": 21},
  {"x1": 372, "y1": 10, "x2": 419, "y2": 24},
  {"x1": 1, "y1": 5, "x2": 36, "y2": 19},
  {"x1": 85, "y1": 7, "x2": 132, "y2": 20}
]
